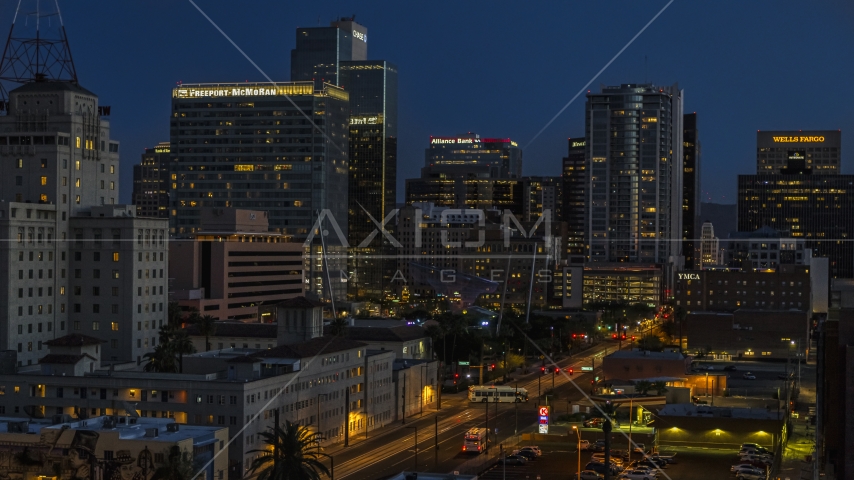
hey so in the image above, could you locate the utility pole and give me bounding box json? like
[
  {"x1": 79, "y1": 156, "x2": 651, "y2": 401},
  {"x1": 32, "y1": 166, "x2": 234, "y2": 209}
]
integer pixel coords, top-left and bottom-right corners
[{"x1": 603, "y1": 419, "x2": 612, "y2": 480}]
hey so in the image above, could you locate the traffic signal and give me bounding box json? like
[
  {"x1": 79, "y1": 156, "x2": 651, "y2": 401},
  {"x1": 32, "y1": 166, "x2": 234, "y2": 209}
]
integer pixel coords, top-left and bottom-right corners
[
  {"x1": 491, "y1": 363, "x2": 496, "y2": 370},
  {"x1": 612, "y1": 334, "x2": 618, "y2": 339},
  {"x1": 569, "y1": 368, "x2": 574, "y2": 375},
  {"x1": 591, "y1": 380, "x2": 595, "y2": 385},
  {"x1": 572, "y1": 334, "x2": 576, "y2": 339},
  {"x1": 541, "y1": 366, "x2": 546, "y2": 374},
  {"x1": 631, "y1": 336, "x2": 636, "y2": 341},
  {"x1": 554, "y1": 367, "x2": 560, "y2": 374},
  {"x1": 621, "y1": 334, "x2": 626, "y2": 340}
]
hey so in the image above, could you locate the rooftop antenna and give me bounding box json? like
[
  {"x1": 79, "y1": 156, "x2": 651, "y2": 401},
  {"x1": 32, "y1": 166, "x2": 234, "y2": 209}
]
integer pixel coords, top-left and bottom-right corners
[{"x1": 0, "y1": 0, "x2": 78, "y2": 110}]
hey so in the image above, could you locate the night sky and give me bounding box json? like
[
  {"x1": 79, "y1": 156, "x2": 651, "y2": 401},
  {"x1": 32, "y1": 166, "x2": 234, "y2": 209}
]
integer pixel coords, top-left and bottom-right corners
[{"x1": 10, "y1": 1, "x2": 852, "y2": 205}]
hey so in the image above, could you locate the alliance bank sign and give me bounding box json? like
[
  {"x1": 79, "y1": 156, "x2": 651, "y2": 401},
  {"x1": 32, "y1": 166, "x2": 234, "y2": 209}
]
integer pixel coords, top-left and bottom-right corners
[{"x1": 678, "y1": 273, "x2": 701, "y2": 280}]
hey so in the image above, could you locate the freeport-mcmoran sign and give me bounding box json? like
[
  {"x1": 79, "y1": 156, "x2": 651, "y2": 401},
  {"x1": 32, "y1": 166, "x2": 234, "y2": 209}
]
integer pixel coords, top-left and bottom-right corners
[{"x1": 173, "y1": 84, "x2": 314, "y2": 99}]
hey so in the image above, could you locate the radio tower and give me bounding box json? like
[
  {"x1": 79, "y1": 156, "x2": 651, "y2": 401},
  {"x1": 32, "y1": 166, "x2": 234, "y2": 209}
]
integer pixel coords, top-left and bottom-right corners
[{"x1": 0, "y1": 0, "x2": 77, "y2": 110}]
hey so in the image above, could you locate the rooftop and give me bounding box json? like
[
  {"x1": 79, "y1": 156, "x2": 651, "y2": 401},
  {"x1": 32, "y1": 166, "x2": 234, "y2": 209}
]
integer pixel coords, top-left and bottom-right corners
[
  {"x1": 0, "y1": 415, "x2": 222, "y2": 443},
  {"x1": 657, "y1": 403, "x2": 782, "y2": 421},
  {"x1": 255, "y1": 335, "x2": 366, "y2": 359},
  {"x1": 11, "y1": 80, "x2": 96, "y2": 96},
  {"x1": 44, "y1": 333, "x2": 105, "y2": 347},
  {"x1": 184, "y1": 322, "x2": 277, "y2": 339},
  {"x1": 39, "y1": 353, "x2": 96, "y2": 365},
  {"x1": 342, "y1": 325, "x2": 428, "y2": 342}
]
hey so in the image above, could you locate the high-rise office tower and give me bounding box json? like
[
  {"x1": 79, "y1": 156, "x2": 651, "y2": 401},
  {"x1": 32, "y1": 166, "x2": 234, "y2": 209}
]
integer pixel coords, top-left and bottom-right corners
[
  {"x1": 584, "y1": 83, "x2": 684, "y2": 264},
  {"x1": 682, "y1": 113, "x2": 701, "y2": 269},
  {"x1": 0, "y1": 7, "x2": 168, "y2": 366},
  {"x1": 340, "y1": 61, "x2": 398, "y2": 301},
  {"x1": 291, "y1": 17, "x2": 368, "y2": 90},
  {"x1": 169, "y1": 82, "x2": 350, "y2": 301},
  {"x1": 562, "y1": 137, "x2": 586, "y2": 258},
  {"x1": 132, "y1": 142, "x2": 171, "y2": 218},
  {"x1": 424, "y1": 134, "x2": 522, "y2": 179},
  {"x1": 756, "y1": 130, "x2": 841, "y2": 174},
  {"x1": 737, "y1": 174, "x2": 854, "y2": 278}
]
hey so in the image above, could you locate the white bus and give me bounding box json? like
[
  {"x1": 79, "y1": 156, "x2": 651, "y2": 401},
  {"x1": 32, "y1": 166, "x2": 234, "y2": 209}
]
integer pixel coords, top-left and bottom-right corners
[
  {"x1": 462, "y1": 427, "x2": 488, "y2": 453},
  {"x1": 468, "y1": 385, "x2": 529, "y2": 403}
]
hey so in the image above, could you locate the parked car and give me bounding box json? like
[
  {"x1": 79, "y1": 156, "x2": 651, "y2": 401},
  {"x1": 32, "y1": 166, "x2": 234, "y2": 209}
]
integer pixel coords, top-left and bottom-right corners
[
  {"x1": 618, "y1": 469, "x2": 657, "y2": 480},
  {"x1": 584, "y1": 417, "x2": 605, "y2": 427},
  {"x1": 648, "y1": 453, "x2": 677, "y2": 464},
  {"x1": 626, "y1": 465, "x2": 660, "y2": 477},
  {"x1": 632, "y1": 443, "x2": 646, "y2": 453},
  {"x1": 585, "y1": 462, "x2": 621, "y2": 476},
  {"x1": 635, "y1": 458, "x2": 666, "y2": 469},
  {"x1": 740, "y1": 454, "x2": 773, "y2": 466},
  {"x1": 500, "y1": 455, "x2": 527, "y2": 466},
  {"x1": 743, "y1": 372, "x2": 757, "y2": 380},
  {"x1": 588, "y1": 443, "x2": 605, "y2": 452},
  {"x1": 740, "y1": 443, "x2": 765, "y2": 452},
  {"x1": 732, "y1": 464, "x2": 764, "y2": 475},
  {"x1": 724, "y1": 365, "x2": 738, "y2": 371},
  {"x1": 575, "y1": 471, "x2": 604, "y2": 480},
  {"x1": 591, "y1": 453, "x2": 623, "y2": 466},
  {"x1": 517, "y1": 446, "x2": 542, "y2": 456},
  {"x1": 515, "y1": 449, "x2": 537, "y2": 460},
  {"x1": 736, "y1": 470, "x2": 765, "y2": 480},
  {"x1": 739, "y1": 448, "x2": 772, "y2": 458},
  {"x1": 578, "y1": 440, "x2": 591, "y2": 451}
]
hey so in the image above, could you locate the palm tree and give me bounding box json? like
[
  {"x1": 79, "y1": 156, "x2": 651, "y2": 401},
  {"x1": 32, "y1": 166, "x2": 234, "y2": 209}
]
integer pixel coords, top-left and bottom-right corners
[
  {"x1": 171, "y1": 329, "x2": 197, "y2": 373},
  {"x1": 328, "y1": 316, "x2": 349, "y2": 337},
  {"x1": 651, "y1": 381, "x2": 669, "y2": 396},
  {"x1": 246, "y1": 420, "x2": 330, "y2": 480},
  {"x1": 143, "y1": 343, "x2": 177, "y2": 373},
  {"x1": 152, "y1": 447, "x2": 196, "y2": 480},
  {"x1": 634, "y1": 380, "x2": 652, "y2": 395},
  {"x1": 196, "y1": 314, "x2": 217, "y2": 352}
]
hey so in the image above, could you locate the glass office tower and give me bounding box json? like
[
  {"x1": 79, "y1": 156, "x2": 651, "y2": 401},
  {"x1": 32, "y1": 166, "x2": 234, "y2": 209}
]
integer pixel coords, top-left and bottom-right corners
[
  {"x1": 682, "y1": 113, "x2": 701, "y2": 269},
  {"x1": 562, "y1": 137, "x2": 586, "y2": 258},
  {"x1": 291, "y1": 18, "x2": 368, "y2": 90},
  {"x1": 340, "y1": 60, "x2": 398, "y2": 301},
  {"x1": 424, "y1": 134, "x2": 522, "y2": 178},
  {"x1": 584, "y1": 83, "x2": 684, "y2": 264}
]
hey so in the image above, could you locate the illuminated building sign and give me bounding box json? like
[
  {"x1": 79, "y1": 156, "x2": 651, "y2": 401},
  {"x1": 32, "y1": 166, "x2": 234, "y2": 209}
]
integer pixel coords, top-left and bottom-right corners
[
  {"x1": 772, "y1": 136, "x2": 825, "y2": 143},
  {"x1": 350, "y1": 115, "x2": 380, "y2": 125},
  {"x1": 788, "y1": 150, "x2": 805, "y2": 161},
  {"x1": 571, "y1": 141, "x2": 586, "y2": 148},
  {"x1": 429, "y1": 137, "x2": 517, "y2": 146},
  {"x1": 173, "y1": 84, "x2": 314, "y2": 99},
  {"x1": 677, "y1": 273, "x2": 701, "y2": 280},
  {"x1": 353, "y1": 30, "x2": 367, "y2": 42},
  {"x1": 154, "y1": 146, "x2": 170, "y2": 154}
]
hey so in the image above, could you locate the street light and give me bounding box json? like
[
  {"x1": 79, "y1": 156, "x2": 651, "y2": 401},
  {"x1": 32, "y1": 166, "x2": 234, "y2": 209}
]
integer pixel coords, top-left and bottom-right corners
[{"x1": 572, "y1": 425, "x2": 581, "y2": 480}]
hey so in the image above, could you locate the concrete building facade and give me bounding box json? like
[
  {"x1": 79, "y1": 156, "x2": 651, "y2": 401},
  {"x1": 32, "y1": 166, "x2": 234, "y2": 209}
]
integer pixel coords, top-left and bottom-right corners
[{"x1": 170, "y1": 209, "x2": 304, "y2": 322}]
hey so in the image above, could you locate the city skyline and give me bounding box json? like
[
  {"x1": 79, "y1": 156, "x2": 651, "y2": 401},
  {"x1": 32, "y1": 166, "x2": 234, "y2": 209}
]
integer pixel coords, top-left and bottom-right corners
[{"x1": 4, "y1": 1, "x2": 850, "y2": 206}]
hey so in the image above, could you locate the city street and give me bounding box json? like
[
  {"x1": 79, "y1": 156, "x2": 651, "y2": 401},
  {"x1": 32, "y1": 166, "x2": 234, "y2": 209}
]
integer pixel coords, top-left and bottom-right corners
[{"x1": 321, "y1": 342, "x2": 619, "y2": 479}]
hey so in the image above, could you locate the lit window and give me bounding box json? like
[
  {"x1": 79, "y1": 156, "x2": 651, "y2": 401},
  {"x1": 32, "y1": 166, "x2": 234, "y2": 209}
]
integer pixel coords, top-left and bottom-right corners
[
  {"x1": 40, "y1": 176, "x2": 47, "y2": 186},
  {"x1": 76, "y1": 137, "x2": 81, "y2": 148},
  {"x1": 112, "y1": 252, "x2": 120, "y2": 262}
]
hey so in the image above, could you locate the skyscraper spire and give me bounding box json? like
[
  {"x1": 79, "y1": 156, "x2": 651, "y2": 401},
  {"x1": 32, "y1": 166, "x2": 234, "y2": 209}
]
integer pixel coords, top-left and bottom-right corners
[{"x1": 0, "y1": 0, "x2": 77, "y2": 107}]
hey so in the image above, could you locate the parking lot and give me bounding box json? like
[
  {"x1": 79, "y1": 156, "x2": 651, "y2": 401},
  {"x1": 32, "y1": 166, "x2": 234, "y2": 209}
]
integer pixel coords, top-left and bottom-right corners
[{"x1": 476, "y1": 444, "x2": 763, "y2": 480}]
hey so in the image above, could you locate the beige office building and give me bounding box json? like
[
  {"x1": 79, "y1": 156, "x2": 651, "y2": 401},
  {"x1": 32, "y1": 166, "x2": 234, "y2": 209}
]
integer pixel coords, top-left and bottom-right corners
[{"x1": 170, "y1": 208, "x2": 304, "y2": 321}]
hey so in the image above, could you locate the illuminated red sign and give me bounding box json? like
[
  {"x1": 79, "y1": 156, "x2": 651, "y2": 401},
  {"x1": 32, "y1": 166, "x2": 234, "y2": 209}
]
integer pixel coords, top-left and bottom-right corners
[{"x1": 539, "y1": 406, "x2": 549, "y2": 416}]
